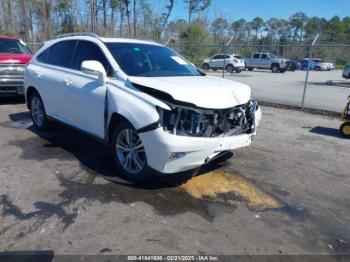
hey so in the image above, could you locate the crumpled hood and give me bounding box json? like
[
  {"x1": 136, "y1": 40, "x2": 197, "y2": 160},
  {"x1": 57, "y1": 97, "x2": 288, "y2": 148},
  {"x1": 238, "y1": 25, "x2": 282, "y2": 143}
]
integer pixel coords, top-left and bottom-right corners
[{"x1": 128, "y1": 75, "x2": 251, "y2": 109}]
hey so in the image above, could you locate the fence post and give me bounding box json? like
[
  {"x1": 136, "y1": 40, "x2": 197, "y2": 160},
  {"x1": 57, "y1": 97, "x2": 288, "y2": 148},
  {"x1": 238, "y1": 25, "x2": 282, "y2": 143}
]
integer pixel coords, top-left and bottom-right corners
[
  {"x1": 301, "y1": 34, "x2": 319, "y2": 108},
  {"x1": 222, "y1": 36, "x2": 234, "y2": 78}
]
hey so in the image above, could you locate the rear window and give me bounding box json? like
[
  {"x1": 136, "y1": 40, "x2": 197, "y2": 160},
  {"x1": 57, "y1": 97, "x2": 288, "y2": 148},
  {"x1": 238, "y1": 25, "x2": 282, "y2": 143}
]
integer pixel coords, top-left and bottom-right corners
[
  {"x1": 234, "y1": 55, "x2": 242, "y2": 59},
  {"x1": 0, "y1": 38, "x2": 31, "y2": 54},
  {"x1": 37, "y1": 40, "x2": 77, "y2": 68}
]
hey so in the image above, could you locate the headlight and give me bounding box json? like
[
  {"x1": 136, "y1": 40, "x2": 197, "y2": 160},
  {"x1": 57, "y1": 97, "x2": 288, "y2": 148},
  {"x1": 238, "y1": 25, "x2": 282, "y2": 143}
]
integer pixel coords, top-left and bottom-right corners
[{"x1": 157, "y1": 100, "x2": 258, "y2": 137}]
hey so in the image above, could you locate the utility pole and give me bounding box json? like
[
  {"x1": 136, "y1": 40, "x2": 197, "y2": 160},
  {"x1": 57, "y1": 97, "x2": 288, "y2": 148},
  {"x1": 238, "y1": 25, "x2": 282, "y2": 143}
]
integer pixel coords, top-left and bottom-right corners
[
  {"x1": 222, "y1": 36, "x2": 235, "y2": 78},
  {"x1": 301, "y1": 34, "x2": 319, "y2": 108}
]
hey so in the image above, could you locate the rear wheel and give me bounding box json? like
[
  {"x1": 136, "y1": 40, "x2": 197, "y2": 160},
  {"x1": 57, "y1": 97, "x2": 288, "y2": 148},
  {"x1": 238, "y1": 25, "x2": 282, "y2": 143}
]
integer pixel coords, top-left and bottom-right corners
[
  {"x1": 226, "y1": 64, "x2": 234, "y2": 73},
  {"x1": 111, "y1": 121, "x2": 151, "y2": 183},
  {"x1": 29, "y1": 92, "x2": 50, "y2": 130},
  {"x1": 340, "y1": 122, "x2": 350, "y2": 138},
  {"x1": 247, "y1": 67, "x2": 254, "y2": 71}
]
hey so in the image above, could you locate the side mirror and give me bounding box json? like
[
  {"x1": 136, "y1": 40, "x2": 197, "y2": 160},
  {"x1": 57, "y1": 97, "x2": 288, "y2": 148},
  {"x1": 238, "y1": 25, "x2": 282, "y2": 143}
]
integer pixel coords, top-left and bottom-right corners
[{"x1": 81, "y1": 60, "x2": 106, "y2": 85}]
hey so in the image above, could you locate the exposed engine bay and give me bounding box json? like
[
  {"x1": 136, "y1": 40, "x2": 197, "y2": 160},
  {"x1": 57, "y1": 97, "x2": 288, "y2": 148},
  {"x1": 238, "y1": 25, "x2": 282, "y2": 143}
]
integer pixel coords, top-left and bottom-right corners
[{"x1": 157, "y1": 100, "x2": 258, "y2": 137}]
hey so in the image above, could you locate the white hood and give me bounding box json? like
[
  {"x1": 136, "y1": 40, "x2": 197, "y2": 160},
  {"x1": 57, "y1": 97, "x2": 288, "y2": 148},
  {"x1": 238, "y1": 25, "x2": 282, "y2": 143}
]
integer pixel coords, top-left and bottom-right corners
[{"x1": 128, "y1": 75, "x2": 251, "y2": 109}]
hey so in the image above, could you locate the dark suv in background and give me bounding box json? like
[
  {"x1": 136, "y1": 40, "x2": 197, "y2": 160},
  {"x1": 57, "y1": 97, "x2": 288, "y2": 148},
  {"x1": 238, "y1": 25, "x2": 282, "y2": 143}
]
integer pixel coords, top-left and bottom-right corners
[{"x1": 0, "y1": 35, "x2": 32, "y2": 97}]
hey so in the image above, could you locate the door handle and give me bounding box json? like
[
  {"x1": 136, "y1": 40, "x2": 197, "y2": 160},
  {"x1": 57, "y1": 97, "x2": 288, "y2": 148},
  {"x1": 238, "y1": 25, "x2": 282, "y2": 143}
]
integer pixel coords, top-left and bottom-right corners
[{"x1": 64, "y1": 78, "x2": 73, "y2": 86}]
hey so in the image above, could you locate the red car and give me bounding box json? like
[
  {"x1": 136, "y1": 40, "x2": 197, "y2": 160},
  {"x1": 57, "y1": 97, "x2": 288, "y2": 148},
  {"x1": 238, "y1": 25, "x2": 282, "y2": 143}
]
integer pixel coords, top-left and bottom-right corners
[{"x1": 0, "y1": 35, "x2": 32, "y2": 97}]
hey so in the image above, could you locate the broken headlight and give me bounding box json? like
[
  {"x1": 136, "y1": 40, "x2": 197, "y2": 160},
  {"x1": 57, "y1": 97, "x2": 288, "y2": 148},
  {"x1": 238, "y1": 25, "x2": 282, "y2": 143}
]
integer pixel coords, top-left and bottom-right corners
[{"x1": 157, "y1": 100, "x2": 257, "y2": 137}]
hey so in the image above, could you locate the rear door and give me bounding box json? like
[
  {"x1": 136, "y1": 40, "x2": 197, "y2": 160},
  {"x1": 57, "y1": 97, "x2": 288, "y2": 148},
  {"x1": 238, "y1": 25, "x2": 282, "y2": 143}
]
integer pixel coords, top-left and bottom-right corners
[
  {"x1": 32, "y1": 40, "x2": 77, "y2": 117},
  {"x1": 252, "y1": 53, "x2": 260, "y2": 67},
  {"x1": 209, "y1": 55, "x2": 222, "y2": 68},
  {"x1": 260, "y1": 53, "x2": 270, "y2": 69}
]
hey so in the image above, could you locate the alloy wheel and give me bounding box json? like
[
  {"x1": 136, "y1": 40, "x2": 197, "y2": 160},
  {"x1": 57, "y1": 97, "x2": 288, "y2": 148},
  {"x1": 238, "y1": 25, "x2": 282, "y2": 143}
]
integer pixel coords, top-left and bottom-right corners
[
  {"x1": 115, "y1": 128, "x2": 146, "y2": 174},
  {"x1": 31, "y1": 96, "x2": 44, "y2": 127}
]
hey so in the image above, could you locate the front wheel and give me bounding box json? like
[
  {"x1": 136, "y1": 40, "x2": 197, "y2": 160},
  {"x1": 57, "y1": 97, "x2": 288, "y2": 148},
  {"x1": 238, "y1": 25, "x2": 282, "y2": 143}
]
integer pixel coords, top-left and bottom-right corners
[
  {"x1": 202, "y1": 63, "x2": 209, "y2": 71},
  {"x1": 271, "y1": 64, "x2": 280, "y2": 73},
  {"x1": 111, "y1": 122, "x2": 151, "y2": 183},
  {"x1": 29, "y1": 92, "x2": 50, "y2": 130},
  {"x1": 340, "y1": 122, "x2": 350, "y2": 138}
]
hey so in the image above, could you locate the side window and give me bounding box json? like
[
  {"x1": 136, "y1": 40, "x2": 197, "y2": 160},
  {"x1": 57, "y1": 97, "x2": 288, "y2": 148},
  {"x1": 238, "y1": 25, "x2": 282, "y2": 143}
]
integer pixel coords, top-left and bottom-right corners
[
  {"x1": 225, "y1": 55, "x2": 231, "y2": 59},
  {"x1": 72, "y1": 40, "x2": 113, "y2": 77},
  {"x1": 253, "y1": 54, "x2": 260, "y2": 59},
  {"x1": 212, "y1": 55, "x2": 221, "y2": 59},
  {"x1": 37, "y1": 40, "x2": 77, "y2": 68},
  {"x1": 261, "y1": 54, "x2": 269, "y2": 59}
]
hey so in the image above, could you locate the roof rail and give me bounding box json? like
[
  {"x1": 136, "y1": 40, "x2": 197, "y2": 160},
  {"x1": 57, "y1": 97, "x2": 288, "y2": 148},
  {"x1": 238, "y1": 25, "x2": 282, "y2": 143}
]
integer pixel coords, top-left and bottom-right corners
[{"x1": 55, "y1": 32, "x2": 101, "y2": 40}]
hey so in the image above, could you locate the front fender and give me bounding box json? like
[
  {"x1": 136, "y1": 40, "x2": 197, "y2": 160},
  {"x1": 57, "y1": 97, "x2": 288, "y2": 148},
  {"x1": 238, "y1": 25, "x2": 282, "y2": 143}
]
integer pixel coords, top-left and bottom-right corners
[{"x1": 107, "y1": 81, "x2": 170, "y2": 130}]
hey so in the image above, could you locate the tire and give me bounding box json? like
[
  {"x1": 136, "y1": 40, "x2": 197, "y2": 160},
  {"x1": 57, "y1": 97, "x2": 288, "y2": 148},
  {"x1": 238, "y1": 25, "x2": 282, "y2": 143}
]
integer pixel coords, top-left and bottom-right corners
[
  {"x1": 202, "y1": 63, "x2": 209, "y2": 71},
  {"x1": 315, "y1": 66, "x2": 321, "y2": 71},
  {"x1": 29, "y1": 92, "x2": 50, "y2": 131},
  {"x1": 247, "y1": 67, "x2": 254, "y2": 71},
  {"x1": 340, "y1": 122, "x2": 350, "y2": 138},
  {"x1": 271, "y1": 64, "x2": 280, "y2": 73},
  {"x1": 226, "y1": 64, "x2": 234, "y2": 73},
  {"x1": 111, "y1": 121, "x2": 151, "y2": 183}
]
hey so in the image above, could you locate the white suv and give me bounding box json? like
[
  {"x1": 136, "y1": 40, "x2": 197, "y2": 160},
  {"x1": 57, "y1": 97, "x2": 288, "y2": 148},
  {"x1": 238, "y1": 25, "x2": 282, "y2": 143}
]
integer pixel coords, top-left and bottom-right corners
[
  {"x1": 24, "y1": 33, "x2": 261, "y2": 182},
  {"x1": 202, "y1": 54, "x2": 246, "y2": 73}
]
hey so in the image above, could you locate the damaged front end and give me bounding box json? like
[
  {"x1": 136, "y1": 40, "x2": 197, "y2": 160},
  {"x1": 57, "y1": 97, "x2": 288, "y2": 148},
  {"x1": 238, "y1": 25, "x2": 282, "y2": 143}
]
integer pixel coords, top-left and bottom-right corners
[{"x1": 157, "y1": 100, "x2": 259, "y2": 138}]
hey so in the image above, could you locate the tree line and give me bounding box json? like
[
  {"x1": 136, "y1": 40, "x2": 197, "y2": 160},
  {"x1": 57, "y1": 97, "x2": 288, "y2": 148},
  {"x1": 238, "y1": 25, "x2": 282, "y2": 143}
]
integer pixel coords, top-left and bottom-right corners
[{"x1": 0, "y1": 0, "x2": 349, "y2": 47}]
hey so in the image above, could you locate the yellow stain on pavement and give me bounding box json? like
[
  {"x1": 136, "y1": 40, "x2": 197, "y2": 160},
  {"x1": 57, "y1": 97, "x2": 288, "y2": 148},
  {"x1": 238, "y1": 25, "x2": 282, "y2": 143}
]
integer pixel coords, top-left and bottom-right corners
[{"x1": 181, "y1": 170, "x2": 282, "y2": 211}]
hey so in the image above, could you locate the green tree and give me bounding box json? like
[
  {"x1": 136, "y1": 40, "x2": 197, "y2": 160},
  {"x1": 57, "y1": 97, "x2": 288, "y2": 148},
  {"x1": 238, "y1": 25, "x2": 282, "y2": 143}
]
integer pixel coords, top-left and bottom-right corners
[
  {"x1": 231, "y1": 19, "x2": 246, "y2": 42},
  {"x1": 250, "y1": 17, "x2": 265, "y2": 41},
  {"x1": 211, "y1": 18, "x2": 229, "y2": 45},
  {"x1": 185, "y1": 0, "x2": 211, "y2": 24}
]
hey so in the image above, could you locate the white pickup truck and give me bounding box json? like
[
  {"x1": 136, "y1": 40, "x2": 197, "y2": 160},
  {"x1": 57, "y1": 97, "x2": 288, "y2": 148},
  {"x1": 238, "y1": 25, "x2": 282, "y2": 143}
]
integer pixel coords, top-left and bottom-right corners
[{"x1": 245, "y1": 53, "x2": 289, "y2": 73}]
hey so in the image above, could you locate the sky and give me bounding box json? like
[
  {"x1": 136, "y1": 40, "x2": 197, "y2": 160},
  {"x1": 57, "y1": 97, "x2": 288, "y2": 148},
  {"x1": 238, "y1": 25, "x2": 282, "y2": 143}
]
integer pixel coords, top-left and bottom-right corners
[{"x1": 157, "y1": 0, "x2": 350, "y2": 22}]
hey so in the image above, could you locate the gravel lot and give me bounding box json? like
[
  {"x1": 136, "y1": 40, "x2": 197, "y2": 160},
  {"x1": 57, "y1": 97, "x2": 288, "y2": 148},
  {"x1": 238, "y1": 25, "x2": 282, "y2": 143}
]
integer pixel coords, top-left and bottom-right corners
[
  {"x1": 0, "y1": 97, "x2": 350, "y2": 256},
  {"x1": 208, "y1": 69, "x2": 350, "y2": 112}
]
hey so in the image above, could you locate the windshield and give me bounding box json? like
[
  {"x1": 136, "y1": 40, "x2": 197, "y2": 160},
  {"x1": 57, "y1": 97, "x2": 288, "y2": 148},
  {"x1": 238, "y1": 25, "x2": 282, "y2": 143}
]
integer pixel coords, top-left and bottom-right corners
[
  {"x1": 0, "y1": 39, "x2": 32, "y2": 54},
  {"x1": 268, "y1": 53, "x2": 278, "y2": 59},
  {"x1": 106, "y1": 43, "x2": 202, "y2": 77}
]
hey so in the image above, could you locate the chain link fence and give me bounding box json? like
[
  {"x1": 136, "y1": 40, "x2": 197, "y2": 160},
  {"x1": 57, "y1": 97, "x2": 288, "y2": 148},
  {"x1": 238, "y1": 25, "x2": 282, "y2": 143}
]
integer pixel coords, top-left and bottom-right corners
[
  {"x1": 25, "y1": 41, "x2": 350, "y2": 113},
  {"x1": 170, "y1": 44, "x2": 350, "y2": 113}
]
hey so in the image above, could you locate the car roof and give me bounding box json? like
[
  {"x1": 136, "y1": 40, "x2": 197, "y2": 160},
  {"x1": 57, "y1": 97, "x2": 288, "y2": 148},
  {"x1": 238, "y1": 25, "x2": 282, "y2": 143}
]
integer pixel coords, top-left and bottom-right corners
[
  {"x1": 46, "y1": 35, "x2": 163, "y2": 46},
  {"x1": 0, "y1": 34, "x2": 18, "y2": 40},
  {"x1": 101, "y1": 37, "x2": 162, "y2": 46}
]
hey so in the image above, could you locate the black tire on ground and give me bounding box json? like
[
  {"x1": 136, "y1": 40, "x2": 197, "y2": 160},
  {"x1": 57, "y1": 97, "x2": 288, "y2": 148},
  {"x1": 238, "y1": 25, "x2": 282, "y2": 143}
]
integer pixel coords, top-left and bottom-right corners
[
  {"x1": 226, "y1": 64, "x2": 234, "y2": 73},
  {"x1": 202, "y1": 63, "x2": 209, "y2": 71},
  {"x1": 340, "y1": 122, "x2": 350, "y2": 138},
  {"x1": 247, "y1": 67, "x2": 254, "y2": 71},
  {"x1": 111, "y1": 121, "x2": 151, "y2": 183},
  {"x1": 29, "y1": 91, "x2": 50, "y2": 131},
  {"x1": 271, "y1": 64, "x2": 280, "y2": 73}
]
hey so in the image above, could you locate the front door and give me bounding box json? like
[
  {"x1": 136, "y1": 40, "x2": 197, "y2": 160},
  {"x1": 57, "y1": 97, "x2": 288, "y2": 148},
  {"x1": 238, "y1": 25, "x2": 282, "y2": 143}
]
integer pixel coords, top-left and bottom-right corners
[{"x1": 63, "y1": 40, "x2": 113, "y2": 138}]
